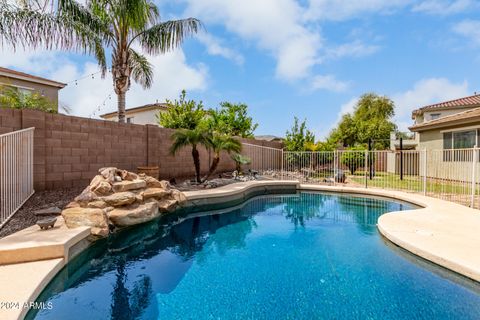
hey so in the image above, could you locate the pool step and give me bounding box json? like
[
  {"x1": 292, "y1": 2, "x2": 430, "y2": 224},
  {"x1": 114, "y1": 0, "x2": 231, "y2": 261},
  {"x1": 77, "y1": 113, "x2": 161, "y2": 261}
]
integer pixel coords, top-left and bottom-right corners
[{"x1": 0, "y1": 217, "x2": 90, "y2": 265}]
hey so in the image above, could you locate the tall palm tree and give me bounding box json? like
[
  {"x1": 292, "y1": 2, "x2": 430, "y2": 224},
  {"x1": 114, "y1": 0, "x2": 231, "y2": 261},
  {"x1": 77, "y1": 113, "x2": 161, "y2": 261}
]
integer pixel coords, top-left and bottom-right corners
[
  {"x1": 0, "y1": 0, "x2": 201, "y2": 122},
  {"x1": 203, "y1": 134, "x2": 241, "y2": 182},
  {"x1": 170, "y1": 129, "x2": 209, "y2": 183}
]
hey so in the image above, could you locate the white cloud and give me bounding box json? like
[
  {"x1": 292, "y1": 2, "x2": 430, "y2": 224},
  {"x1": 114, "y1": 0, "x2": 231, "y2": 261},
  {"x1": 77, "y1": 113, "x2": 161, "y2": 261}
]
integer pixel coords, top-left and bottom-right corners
[
  {"x1": 183, "y1": 0, "x2": 322, "y2": 81},
  {"x1": 0, "y1": 46, "x2": 208, "y2": 118},
  {"x1": 453, "y1": 19, "x2": 480, "y2": 46},
  {"x1": 412, "y1": 0, "x2": 474, "y2": 15},
  {"x1": 392, "y1": 77, "x2": 470, "y2": 130},
  {"x1": 196, "y1": 32, "x2": 244, "y2": 65},
  {"x1": 310, "y1": 75, "x2": 349, "y2": 92},
  {"x1": 323, "y1": 40, "x2": 380, "y2": 61},
  {"x1": 305, "y1": 0, "x2": 409, "y2": 21}
]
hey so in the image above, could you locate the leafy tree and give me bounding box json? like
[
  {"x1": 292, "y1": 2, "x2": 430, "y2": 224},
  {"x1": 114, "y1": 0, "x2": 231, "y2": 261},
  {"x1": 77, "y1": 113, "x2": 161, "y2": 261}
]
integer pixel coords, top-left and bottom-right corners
[
  {"x1": 341, "y1": 146, "x2": 366, "y2": 174},
  {"x1": 214, "y1": 102, "x2": 258, "y2": 138},
  {"x1": 170, "y1": 128, "x2": 209, "y2": 183},
  {"x1": 0, "y1": 85, "x2": 56, "y2": 113},
  {"x1": 328, "y1": 93, "x2": 397, "y2": 149},
  {"x1": 304, "y1": 141, "x2": 335, "y2": 152},
  {"x1": 158, "y1": 90, "x2": 205, "y2": 130},
  {"x1": 327, "y1": 114, "x2": 356, "y2": 147},
  {"x1": 1, "y1": 0, "x2": 201, "y2": 122},
  {"x1": 202, "y1": 134, "x2": 242, "y2": 181},
  {"x1": 284, "y1": 117, "x2": 315, "y2": 151}
]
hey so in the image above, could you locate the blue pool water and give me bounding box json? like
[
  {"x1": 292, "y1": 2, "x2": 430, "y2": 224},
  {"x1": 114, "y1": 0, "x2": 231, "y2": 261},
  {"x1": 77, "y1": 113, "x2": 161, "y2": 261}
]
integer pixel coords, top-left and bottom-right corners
[{"x1": 29, "y1": 192, "x2": 480, "y2": 319}]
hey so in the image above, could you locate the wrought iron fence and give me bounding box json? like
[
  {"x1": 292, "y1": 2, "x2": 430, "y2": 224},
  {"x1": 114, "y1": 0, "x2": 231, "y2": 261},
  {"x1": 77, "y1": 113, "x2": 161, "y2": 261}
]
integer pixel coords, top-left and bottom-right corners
[
  {"x1": 241, "y1": 143, "x2": 480, "y2": 209},
  {"x1": 0, "y1": 128, "x2": 35, "y2": 227}
]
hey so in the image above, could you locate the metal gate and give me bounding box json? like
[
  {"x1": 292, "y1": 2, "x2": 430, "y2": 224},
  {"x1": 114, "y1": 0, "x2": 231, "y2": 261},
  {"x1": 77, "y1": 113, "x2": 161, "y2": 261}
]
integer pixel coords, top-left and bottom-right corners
[{"x1": 0, "y1": 128, "x2": 34, "y2": 228}]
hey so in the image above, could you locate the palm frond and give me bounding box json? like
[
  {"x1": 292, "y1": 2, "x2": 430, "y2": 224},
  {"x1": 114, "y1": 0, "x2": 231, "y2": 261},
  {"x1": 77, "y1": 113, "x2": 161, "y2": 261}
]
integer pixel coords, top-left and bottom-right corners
[
  {"x1": 129, "y1": 48, "x2": 153, "y2": 88},
  {"x1": 208, "y1": 134, "x2": 242, "y2": 154},
  {"x1": 0, "y1": 3, "x2": 105, "y2": 56},
  {"x1": 137, "y1": 18, "x2": 201, "y2": 55},
  {"x1": 170, "y1": 130, "x2": 190, "y2": 155},
  {"x1": 58, "y1": 0, "x2": 110, "y2": 38}
]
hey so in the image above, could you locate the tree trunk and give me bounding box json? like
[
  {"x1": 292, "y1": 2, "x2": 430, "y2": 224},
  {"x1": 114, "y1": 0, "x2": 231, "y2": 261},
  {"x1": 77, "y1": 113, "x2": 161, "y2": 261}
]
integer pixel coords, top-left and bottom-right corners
[
  {"x1": 112, "y1": 47, "x2": 131, "y2": 123},
  {"x1": 192, "y1": 144, "x2": 201, "y2": 183},
  {"x1": 203, "y1": 153, "x2": 220, "y2": 182},
  {"x1": 117, "y1": 91, "x2": 126, "y2": 123}
]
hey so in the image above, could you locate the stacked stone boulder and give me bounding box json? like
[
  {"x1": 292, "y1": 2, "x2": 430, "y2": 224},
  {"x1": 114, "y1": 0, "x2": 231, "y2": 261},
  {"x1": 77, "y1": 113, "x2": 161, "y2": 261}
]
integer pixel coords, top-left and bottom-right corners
[{"x1": 62, "y1": 167, "x2": 187, "y2": 238}]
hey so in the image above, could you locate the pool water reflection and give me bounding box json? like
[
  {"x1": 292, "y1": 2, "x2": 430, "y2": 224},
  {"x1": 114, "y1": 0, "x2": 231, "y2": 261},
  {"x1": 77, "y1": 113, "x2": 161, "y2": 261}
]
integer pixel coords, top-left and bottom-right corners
[{"x1": 29, "y1": 192, "x2": 480, "y2": 320}]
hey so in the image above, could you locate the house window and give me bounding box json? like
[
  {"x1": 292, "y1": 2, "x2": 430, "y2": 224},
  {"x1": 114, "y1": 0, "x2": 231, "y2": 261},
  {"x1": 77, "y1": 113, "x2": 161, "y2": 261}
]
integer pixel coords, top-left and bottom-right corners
[
  {"x1": 126, "y1": 117, "x2": 134, "y2": 124},
  {"x1": 443, "y1": 130, "x2": 478, "y2": 161},
  {"x1": 430, "y1": 113, "x2": 441, "y2": 120},
  {"x1": 17, "y1": 88, "x2": 33, "y2": 97}
]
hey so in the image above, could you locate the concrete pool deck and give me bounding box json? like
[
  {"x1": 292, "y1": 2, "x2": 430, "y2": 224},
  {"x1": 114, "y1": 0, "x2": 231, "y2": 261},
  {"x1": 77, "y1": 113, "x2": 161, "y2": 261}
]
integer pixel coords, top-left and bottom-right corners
[{"x1": 0, "y1": 180, "x2": 479, "y2": 319}]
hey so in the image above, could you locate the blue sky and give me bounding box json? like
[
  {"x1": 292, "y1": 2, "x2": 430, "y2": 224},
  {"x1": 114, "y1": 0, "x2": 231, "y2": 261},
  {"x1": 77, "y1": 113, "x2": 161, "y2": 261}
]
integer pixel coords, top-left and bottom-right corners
[{"x1": 2, "y1": 0, "x2": 480, "y2": 139}]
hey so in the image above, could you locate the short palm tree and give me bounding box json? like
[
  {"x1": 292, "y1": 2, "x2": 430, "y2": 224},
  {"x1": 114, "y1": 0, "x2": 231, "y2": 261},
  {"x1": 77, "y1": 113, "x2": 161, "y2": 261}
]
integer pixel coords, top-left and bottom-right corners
[
  {"x1": 203, "y1": 134, "x2": 242, "y2": 182},
  {"x1": 0, "y1": 0, "x2": 201, "y2": 122},
  {"x1": 170, "y1": 129, "x2": 209, "y2": 183}
]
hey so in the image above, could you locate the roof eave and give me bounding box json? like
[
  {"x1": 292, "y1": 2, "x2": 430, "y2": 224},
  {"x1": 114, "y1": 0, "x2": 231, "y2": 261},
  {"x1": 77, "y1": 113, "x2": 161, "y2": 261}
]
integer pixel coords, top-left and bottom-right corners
[
  {"x1": 0, "y1": 70, "x2": 67, "y2": 88},
  {"x1": 409, "y1": 116, "x2": 480, "y2": 132},
  {"x1": 99, "y1": 104, "x2": 167, "y2": 118}
]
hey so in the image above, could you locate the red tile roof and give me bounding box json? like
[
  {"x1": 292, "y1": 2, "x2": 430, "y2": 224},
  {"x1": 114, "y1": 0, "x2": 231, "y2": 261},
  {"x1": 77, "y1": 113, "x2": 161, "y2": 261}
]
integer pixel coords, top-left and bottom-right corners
[
  {"x1": 410, "y1": 106, "x2": 480, "y2": 132},
  {"x1": 414, "y1": 94, "x2": 480, "y2": 114},
  {"x1": 0, "y1": 67, "x2": 66, "y2": 88}
]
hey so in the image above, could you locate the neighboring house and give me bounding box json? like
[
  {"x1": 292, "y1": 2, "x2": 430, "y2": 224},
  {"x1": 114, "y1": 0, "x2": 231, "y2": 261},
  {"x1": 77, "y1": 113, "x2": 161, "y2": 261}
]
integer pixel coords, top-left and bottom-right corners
[
  {"x1": 407, "y1": 94, "x2": 480, "y2": 182},
  {"x1": 0, "y1": 67, "x2": 66, "y2": 110},
  {"x1": 100, "y1": 102, "x2": 169, "y2": 125},
  {"x1": 409, "y1": 94, "x2": 480, "y2": 151}
]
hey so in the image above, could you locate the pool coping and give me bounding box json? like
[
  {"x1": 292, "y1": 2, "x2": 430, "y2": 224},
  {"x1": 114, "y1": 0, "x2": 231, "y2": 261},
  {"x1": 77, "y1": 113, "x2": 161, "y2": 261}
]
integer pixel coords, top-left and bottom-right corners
[{"x1": 1, "y1": 180, "x2": 480, "y2": 319}]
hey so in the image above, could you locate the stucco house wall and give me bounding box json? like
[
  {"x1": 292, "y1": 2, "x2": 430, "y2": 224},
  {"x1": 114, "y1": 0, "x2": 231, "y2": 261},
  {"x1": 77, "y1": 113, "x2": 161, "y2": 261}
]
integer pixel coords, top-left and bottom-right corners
[
  {"x1": 0, "y1": 68, "x2": 66, "y2": 110},
  {"x1": 418, "y1": 129, "x2": 443, "y2": 150},
  {"x1": 421, "y1": 108, "x2": 473, "y2": 123},
  {"x1": 102, "y1": 108, "x2": 165, "y2": 125},
  {"x1": 101, "y1": 103, "x2": 169, "y2": 126},
  {"x1": 414, "y1": 125, "x2": 480, "y2": 182},
  {"x1": 0, "y1": 76, "x2": 62, "y2": 108}
]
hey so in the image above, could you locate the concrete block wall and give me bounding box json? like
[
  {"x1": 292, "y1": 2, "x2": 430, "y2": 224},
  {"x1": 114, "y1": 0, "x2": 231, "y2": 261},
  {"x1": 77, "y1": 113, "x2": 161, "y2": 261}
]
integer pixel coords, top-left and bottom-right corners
[{"x1": 0, "y1": 108, "x2": 282, "y2": 190}]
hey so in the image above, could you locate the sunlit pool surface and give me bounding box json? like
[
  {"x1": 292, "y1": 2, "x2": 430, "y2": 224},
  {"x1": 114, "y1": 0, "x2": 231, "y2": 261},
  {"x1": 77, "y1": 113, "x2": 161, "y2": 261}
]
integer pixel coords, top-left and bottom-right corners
[{"x1": 29, "y1": 192, "x2": 480, "y2": 319}]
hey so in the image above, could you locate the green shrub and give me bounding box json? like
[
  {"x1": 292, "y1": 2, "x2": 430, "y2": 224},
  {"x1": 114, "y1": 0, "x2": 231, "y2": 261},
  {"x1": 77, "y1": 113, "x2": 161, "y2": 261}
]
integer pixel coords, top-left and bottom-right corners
[{"x1": 341, "y1": 146, "x2": 366, "y2": 174}]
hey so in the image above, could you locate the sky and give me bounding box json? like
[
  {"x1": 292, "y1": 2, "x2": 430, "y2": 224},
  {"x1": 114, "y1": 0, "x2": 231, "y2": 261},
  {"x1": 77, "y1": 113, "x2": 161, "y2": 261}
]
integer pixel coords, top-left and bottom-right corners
[{"x1": 1, "y1": 0, "x2": 480, "y2": 139}]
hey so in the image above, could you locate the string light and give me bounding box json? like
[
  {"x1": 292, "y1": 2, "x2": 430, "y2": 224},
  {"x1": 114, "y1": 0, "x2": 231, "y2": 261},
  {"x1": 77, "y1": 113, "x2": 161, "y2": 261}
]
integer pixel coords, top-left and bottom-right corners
[
  {"x1": 65, "y1": 68, "x2": 112, "y2": 85},
  {"x1": 89, "y1": 91, "x2": 115, "y2": 119}
]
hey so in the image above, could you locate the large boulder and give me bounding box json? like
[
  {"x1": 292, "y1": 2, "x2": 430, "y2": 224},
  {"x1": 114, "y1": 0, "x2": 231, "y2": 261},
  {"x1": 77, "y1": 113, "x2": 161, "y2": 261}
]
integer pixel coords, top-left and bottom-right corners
[
  {"x1": 141, "y1": 175, "x2": 164, "y2": 188},
  {"x1": 99, "y1": 167, "x2": 118, "y2": 183},
  {"x1": 171, "y1": 189, "x2": 187, "y2": 205},
  {"x1": 119, "y1": 170, "x2": 138, "y2": 181},
  {"x1": 75, "y1": 187, "x2": 98, "y2": 206},
  {"x1": 89, "y1": 175, "x2": 112, "y2": 196},
  {"x1": 142, "y1": 188, "x2": 171, "y2": 200},
  {"x1": 63, "y1": 167, "x2": 187, "y2": 239},
  {"x1": 157, "y1": 199, "x2": 178, "y2": 213},
  {"x1": 102, "y1": 192, "x2": 136, "y2": 207},
  {"x1": 108, "y1": 202, "x2": 159, "y2": 227},
  {"x1": 87, "y1": 200, "x2": 109, "y2": 209},
  {"x1": 112, "y1": 180, "x2": 147, "y2": 192},
  {"x1": 62, "y1": 207, "x2": 109, "y2": 237}
]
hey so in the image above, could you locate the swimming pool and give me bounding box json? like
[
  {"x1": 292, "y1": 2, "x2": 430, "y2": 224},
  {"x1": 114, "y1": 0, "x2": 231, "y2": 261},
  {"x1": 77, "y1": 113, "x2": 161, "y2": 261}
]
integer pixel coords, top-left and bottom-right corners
[{"x1": 28, "y1": 192, "x2": 480, "y2": 319}]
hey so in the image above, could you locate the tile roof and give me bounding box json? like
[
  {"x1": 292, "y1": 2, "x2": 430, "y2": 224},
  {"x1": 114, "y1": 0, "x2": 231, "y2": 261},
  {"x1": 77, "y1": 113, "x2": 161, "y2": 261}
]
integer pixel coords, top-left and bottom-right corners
[
  {"x1": 100, "y1": 103, "x2": 169, "y2": 118},
  {"x1": 410, "y1": 106, "x2": 480, "y2": 131},
  {"x1": 0, "y1": 67, "x2": 66, "y2": 88},
  {"x1": 414, "y1": 94, "x2": 480, "y2": 113}
]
